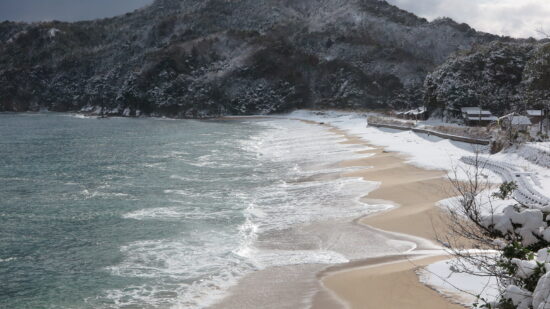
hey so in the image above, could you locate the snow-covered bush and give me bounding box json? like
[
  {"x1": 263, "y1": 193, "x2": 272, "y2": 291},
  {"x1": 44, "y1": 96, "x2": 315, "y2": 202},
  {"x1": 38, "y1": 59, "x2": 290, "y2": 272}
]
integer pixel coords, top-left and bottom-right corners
[
  {"x1": 480, "y1": 196, "x2": 550, "y2": 309},
  {"x1": 445, "y1": 160, "x2": 550, "y2": 308}
]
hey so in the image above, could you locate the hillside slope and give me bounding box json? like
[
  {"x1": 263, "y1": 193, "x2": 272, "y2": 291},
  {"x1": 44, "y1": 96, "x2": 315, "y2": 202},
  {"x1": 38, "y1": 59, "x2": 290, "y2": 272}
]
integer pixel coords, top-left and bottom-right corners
[
  {"x1": 425, "y1": 40, "x2": 549, "y2": 116},
  {"x1": 0, "y1": 0, "x2": 498, "y2": 117}
]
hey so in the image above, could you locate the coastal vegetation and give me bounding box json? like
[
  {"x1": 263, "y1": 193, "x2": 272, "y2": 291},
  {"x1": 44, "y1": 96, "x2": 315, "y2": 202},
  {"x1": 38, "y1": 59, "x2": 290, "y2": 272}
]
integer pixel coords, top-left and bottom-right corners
[
  {"x1": 425, "y1": 41, "x2": 550, "y2": 118},
  {"x1": 443, "y1": 154, "x2": 550, "y2": 309}
]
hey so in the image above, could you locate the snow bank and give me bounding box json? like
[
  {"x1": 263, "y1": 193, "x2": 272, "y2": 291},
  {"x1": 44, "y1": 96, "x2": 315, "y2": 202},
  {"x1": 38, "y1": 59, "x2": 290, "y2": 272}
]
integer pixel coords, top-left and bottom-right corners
[
  {"x1": 418, "y1": 259, "x2": 500, "y2": 307},
  {"x1": 533, "y1": 272, "x2": 550, "y2": 309},
  {"x1": 493, "y1": 145, "x2": 550, "y2": 195},
  {"x1": 287, "y1": 110, "x2": 481, "y2": 177},
  {"x1": 516, "y1": 143, "x2": 550, "y2": 168},
  {"x1": 505, "y1": 285, "x2": 533, "y2": 309}
]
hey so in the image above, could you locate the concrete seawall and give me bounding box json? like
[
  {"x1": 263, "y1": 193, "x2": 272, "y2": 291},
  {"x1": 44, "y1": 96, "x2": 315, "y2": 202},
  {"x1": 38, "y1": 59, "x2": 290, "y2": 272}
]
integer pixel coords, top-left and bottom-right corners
[{"x1": 368, "y1": 122, "x2": 491, "y2": 146}]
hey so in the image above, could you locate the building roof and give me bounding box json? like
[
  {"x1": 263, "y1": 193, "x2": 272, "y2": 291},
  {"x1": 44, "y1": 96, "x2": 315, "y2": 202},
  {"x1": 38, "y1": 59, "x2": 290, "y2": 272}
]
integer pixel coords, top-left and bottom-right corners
[
  {"x1": 510, "y1": 116, "x2": 532, "y2": 125},
  {"x1": 464, "y1": 110, "x2": 493, "y2": 116},
  {"x1": 527, "y1": 110, "x2": 543, "y2": 116},
  {"x1": 461, "y1": 107, "x2": 481, "y2": 113},
  {"x1": 467, "y1": 116, "x2": 498, "y2": 121},
  {"x1": 461, "y1": 107, "x2": 493, "y2": 116}
]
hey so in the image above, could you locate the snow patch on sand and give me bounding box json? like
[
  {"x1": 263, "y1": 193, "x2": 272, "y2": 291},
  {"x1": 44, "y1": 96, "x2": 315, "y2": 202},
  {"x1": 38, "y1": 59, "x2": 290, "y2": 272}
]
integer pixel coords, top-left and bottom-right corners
[{"x1": 418, "y1": 259, "x2": 500, "y2": 307}]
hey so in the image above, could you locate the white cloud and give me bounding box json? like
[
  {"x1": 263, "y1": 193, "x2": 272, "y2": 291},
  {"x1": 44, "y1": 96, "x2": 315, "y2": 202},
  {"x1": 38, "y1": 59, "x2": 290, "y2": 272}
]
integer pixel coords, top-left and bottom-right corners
[{"x1": 386, "y1": 0, "x2": 550, "y2": 39}]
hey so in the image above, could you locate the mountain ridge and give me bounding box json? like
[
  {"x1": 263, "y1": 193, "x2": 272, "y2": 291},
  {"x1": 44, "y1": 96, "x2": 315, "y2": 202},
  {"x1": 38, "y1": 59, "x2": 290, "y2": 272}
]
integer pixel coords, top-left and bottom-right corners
[{"x1": 0, "y1": 0, "x2": 521, "y2": 117}]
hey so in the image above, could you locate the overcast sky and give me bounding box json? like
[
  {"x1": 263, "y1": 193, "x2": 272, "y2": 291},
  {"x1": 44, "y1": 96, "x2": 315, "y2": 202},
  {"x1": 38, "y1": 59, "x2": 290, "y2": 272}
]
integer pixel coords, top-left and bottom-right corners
[
  {"x1": 0, "y1": 0, "x2": 549, "y2": 39},
  {"x1": 386, "y1": 0, "x2": 550, "y2": 39},
  {"x1": 0, "y1": 0, "x2": 153, "y2": 22}
]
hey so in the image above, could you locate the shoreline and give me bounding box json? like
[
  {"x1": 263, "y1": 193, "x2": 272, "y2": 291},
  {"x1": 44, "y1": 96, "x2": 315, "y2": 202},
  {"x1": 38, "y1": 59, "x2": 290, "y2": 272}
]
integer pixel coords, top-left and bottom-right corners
[
  {"x1": 316, "y1": 125, "x2": 465, "y2": 309},
  {"x1": 209, "y1": 119, "x2": 465, "y2": 309},
  {"x1": 320, "y1": 127, "x2": 464, "y2": 309}
]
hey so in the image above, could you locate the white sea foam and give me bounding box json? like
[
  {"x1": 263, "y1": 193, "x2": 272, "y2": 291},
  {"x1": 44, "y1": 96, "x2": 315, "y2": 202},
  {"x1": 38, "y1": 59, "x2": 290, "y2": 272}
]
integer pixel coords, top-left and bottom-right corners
[
  {"x1": 147, "y1": 151, "x2": 190, "y2": 160},
  {"x1": 106, "y1": 230, "x2": 253, "y2": 308},
  {"x1": 68, "y1": 114, "x2": 96, "y2": 119},
  {"x1": 0, "y1": 257, "x2": 17, "y2": 263},
  {"x1": 113, "y1": 117, "x2": 389, "y2": 308},
  {"x1": 143, "y1": 162, "x2": 166, "y2": 169},
  {"x1": 123, "y1": 207, "x2": 236, "y2": 221},
  {"x1": 80, "y1": 189, "x2": 130, "y2": 199},
  {"x1": 169, "y1": 175, "x2": 193, "y2": 181},
  {"x1": 123, "y1": 207, "x2": 185, "y2": 220}
]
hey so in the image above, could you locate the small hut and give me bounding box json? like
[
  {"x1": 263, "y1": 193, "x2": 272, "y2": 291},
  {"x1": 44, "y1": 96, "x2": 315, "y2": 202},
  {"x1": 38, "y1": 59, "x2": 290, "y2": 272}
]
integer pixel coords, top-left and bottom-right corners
[{"x1": 461, "y1": 107, "x2": 497, "y2": 126}]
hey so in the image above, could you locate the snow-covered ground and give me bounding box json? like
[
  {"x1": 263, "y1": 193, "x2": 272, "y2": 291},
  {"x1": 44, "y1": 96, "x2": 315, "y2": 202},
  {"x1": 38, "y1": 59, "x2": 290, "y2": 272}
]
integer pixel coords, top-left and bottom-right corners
[
  {"x1": 418, "y1": 258, "x2": 500, "y2": 307},
  {"x1": 497, "y1": 143, "x2": 550, "y2": 191},
  {"x1": 283, "y1": 110, "x2": 550, "y2": 307},
  {"x1": 285, "y1": 110, "x2": 550, "y2": 197},
  {"x1": 287, "y1": 110, "x2": 481, "y2": 174}
]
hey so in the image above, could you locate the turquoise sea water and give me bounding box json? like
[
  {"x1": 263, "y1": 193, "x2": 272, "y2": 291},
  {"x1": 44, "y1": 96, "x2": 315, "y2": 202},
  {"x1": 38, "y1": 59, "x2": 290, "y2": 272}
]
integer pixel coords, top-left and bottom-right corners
[{"x1": 0, "y1": 113, "x2": 376, "y2": 308}]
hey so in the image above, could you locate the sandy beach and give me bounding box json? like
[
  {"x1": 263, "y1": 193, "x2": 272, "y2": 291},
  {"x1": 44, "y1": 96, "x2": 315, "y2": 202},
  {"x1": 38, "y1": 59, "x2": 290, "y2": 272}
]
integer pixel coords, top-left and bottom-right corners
[
  {"x1": 317, "y1": 126, "x2": 464, "y2": 309},
  {"x1": 210, "y1": 120, "x2": 466, "y2": 309}
]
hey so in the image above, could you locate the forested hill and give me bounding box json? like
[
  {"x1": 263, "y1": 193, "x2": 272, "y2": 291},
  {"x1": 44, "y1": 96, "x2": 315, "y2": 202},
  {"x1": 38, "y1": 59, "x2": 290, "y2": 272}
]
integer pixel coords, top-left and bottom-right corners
[
  {"x1": 425, "y1": 41, "x2": 550, "y2": 116},
  {"x1": 0, "y1": 0, "x2": 530, "y2": 117}
]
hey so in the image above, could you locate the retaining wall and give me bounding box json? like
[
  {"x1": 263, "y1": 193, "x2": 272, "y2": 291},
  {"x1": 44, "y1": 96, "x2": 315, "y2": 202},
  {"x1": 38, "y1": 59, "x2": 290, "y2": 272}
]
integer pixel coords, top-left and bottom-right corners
[{"x1": 368, "y1": 122, "x2": 491, "y2": 146}]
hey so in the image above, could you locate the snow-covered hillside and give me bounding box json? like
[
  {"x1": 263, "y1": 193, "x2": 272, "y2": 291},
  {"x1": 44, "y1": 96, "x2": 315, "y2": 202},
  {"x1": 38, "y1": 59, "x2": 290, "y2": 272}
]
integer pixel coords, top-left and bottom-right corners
[
  {"x1": 425, "y1": 41, "x2": 550, "y2": 117},
  {"x1": 0, "y1": 0, "x2": 499, "y2": 117}
]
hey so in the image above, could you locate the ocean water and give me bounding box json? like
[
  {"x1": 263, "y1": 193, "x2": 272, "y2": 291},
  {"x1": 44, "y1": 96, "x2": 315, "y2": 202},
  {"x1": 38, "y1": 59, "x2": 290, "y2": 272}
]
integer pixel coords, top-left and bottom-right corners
[{"x1": 0, "y1": 113, "x2": 379, "y2": 308}]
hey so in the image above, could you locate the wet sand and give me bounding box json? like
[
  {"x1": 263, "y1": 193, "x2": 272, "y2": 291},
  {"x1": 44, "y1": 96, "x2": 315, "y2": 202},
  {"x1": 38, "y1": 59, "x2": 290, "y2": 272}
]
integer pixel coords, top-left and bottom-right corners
[
  {"x1": 318, "y1": 127, "x2": 464, "y2": 309},
  {"x1": 210, "y1": 121, "x2": 464, "y2": 309}
]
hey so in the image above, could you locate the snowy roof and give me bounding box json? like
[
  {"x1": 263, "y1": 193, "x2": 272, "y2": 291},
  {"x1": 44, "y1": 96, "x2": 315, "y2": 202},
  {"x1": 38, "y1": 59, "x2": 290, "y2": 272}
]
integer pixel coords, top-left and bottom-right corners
[
  {"x1": 461, "y1": 107, "x2": 493, "y2": 116},
  {"x1": 527, "y1": 110, "x2": 543, "y2": 116},
  {"x1": 464, "y1": 110, "x2": 492, "y2": 116},
  {"x1": 461, "y1": 107, "x2": 481, "y2": 113},
  {"x1": 467, "y1": 116, "x2": 498, "y2": 121},
  {"x1": 510, "y1": 116, "x2": 532, "y2": 125}
]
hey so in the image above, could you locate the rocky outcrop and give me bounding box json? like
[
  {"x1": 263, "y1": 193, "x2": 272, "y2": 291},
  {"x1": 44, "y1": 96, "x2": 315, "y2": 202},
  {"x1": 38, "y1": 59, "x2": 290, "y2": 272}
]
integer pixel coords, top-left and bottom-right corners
[{"x1": 0, "y1": 0, "x2": 498, "y2": 117}]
